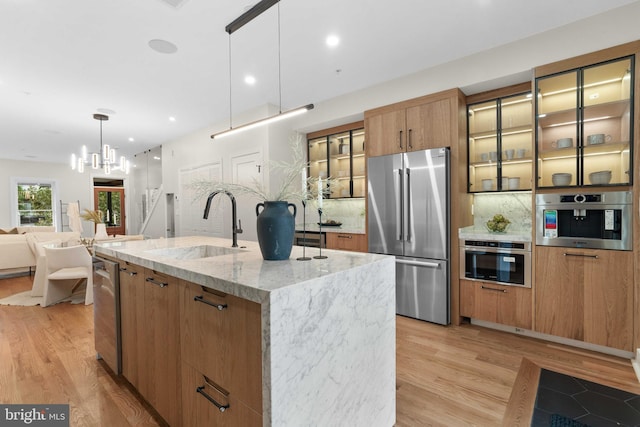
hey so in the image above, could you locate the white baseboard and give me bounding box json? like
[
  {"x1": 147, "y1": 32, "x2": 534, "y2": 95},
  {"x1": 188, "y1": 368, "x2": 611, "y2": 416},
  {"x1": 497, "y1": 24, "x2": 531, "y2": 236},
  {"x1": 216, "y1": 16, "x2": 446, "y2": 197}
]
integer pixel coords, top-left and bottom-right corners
[{"x1": 633, "y1": 349, "x2": 640, "y2": 383}]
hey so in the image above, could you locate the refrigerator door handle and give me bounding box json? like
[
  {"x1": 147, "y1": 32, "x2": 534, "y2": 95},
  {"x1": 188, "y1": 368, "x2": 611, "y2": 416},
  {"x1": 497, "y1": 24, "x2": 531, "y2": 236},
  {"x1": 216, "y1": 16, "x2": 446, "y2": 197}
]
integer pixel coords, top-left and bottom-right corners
[
  {"x1": 396, "y1": 167, "x2": 403, "y2": 241},
  {"x1": 396, "y1": 259, "x2": 441, "y2": 269},
  {"x1": 406, "y1": 168, "x2": 411, "y2": 242}
]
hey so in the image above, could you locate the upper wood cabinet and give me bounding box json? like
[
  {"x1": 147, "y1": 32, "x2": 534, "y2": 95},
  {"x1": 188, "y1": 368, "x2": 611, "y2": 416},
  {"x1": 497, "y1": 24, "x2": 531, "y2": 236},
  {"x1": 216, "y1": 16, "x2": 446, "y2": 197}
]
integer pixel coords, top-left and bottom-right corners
[
  {"x1": 365, "y1": 89, "x2": 456, "y2": 157},
  {"x1": 535, "y1": 54, "x2": 635, "y2": 188},
  {"x1": 307, "y1": 121, "x2": 366, "y2": 199},
  {"x1": 467, "y1": 85, "x2": 533, "y2": 193},
  {"x1": 534, "y1": 246, "x2": 633, "y2": 351}
]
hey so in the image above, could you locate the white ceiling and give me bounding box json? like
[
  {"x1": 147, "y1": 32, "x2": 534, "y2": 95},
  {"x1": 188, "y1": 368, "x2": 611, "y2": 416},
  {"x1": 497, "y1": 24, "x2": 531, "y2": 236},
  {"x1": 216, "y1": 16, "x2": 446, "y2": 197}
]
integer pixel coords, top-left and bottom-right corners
[{"x1": 0, "y1": 0, "x2": 637, "y2": 165}]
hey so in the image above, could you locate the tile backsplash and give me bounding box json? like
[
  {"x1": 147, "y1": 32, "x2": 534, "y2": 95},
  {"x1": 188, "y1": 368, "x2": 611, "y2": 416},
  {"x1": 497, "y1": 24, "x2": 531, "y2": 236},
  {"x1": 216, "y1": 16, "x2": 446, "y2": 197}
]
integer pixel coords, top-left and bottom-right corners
[{"x1": 472, "y1": 192, "x2": 532, "y2": 230}]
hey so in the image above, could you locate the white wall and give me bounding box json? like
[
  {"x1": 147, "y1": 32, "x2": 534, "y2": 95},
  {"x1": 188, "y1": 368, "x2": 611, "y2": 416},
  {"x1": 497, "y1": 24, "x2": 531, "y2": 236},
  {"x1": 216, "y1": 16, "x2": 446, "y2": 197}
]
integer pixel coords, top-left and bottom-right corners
[{"x1": 0, "y1": 158, "x2": 131, "y2": 236}]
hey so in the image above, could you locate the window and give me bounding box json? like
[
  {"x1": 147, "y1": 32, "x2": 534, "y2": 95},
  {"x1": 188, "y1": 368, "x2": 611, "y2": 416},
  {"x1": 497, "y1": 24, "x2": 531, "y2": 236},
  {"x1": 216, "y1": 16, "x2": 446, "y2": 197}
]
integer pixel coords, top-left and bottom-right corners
[{"x1": 10, "y1": 178, "x2": 58, "y2": 228}]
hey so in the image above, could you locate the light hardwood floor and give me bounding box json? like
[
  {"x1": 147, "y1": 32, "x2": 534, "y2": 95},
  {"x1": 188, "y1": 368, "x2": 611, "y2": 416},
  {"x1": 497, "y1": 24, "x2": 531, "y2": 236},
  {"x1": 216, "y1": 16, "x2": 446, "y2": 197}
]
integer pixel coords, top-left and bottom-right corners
[{"x1": 1, "y1": 274, "x2": 639, "y2": 426}]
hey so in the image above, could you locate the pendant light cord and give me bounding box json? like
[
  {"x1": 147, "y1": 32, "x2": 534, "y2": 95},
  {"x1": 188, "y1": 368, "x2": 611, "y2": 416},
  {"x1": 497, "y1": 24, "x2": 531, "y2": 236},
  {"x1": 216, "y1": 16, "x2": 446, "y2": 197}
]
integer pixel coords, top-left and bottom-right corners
[
  {"x1": 228, "y1": 34, "x2": 233, "y2": 129},
  {"x1": 277, "y1": 2, "x2": 282, "y2": 114}
]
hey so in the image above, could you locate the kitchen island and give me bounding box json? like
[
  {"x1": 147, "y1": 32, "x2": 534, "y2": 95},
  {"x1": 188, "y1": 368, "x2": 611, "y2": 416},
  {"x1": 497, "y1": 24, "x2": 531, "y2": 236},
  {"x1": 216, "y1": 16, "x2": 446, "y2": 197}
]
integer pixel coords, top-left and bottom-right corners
[{"x1": 94, "y1": 236, "x2": 396, "y2": 427}]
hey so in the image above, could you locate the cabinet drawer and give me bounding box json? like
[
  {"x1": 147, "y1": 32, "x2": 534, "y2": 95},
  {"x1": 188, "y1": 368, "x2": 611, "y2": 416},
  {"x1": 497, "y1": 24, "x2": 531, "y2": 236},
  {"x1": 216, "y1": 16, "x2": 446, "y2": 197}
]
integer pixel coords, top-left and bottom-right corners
[
  {"x1": 325, "y1": 232, "x2": 367, "y2": 252},
  {"x1": 460, "y1": 279, "x2": 531, "y2": 329},
  {"x1": 182, "y1": 362, "x2": 262, "y2": 427},
  {"x1": 180, "y1": 281, "x2": 262, "y2": 413}
]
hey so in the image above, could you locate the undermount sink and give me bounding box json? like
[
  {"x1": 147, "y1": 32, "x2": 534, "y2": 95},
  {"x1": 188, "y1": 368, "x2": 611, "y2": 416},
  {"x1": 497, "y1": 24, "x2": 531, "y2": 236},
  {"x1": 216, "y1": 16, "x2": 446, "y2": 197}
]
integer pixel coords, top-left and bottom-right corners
[{"x1": 145, "y1": 245, "x2": 246, "y2": 260}]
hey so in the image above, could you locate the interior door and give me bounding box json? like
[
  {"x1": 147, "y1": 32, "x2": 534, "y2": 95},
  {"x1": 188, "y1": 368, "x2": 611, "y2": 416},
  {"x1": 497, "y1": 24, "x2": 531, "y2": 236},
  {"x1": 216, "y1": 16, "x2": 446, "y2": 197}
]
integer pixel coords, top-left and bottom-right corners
[
  {"x1": 231, "y1": 152, "x2": 262, "y2": 241},
  {"x1": 94, "y1": 186, "x2": 125, "y2": 236}
]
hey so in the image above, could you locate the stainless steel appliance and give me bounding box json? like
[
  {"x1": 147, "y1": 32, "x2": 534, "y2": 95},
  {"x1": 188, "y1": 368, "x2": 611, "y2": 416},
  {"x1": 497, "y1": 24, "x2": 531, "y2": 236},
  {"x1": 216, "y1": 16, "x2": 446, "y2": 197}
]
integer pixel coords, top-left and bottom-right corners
[
  {"x1": 93, "y1": 256, "x2": 121, "y2": 375},
  {"x1": 368, "y1": 147, "x2": 450, "y2": 325},
  {"x1": 535, "y1": 191, "x2": 632, "y2": 250},
  {"x1": 460, "y1": 240, "x2": 531, "y2": 287}
]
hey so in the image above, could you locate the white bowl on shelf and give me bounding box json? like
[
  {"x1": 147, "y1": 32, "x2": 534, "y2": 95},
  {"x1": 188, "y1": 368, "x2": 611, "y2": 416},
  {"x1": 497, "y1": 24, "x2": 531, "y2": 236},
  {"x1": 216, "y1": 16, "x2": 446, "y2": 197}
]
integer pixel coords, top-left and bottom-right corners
[
  {"x1": 588, "y1": 170, "x2": 612, "y2": 185},
  {"x1": 551, "y1": 173, "x2": 572, "y2": 186}
]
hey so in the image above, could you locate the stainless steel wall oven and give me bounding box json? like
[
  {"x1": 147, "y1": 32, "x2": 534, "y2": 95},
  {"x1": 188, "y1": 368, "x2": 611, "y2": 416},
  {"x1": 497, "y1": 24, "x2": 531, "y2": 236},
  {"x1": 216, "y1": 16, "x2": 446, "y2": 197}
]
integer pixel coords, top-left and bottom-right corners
[
  {"x1": 535, "y1": 191, "x2": 632, "y2": 250},
  {"x1": 460, "y1": 240, "x2": 531, "y2": 287}
]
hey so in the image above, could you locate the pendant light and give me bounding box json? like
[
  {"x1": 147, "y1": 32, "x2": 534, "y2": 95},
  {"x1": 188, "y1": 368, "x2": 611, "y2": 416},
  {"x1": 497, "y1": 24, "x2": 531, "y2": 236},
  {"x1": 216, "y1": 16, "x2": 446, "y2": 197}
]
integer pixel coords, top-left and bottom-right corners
[
  {"x1": 210, "y1": 0, "x2": 313, "y2": 140},
  {"x1": 71, "y1": 113, "x2": 130, "y2": 174}
]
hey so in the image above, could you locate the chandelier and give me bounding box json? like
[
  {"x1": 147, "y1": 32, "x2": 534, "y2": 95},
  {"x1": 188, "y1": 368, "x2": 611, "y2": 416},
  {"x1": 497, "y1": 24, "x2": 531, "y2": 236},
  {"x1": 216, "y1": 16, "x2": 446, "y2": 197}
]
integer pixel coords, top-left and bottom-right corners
[{"x1": 71, "y1": 113, "x2": 130, "y2": 174}]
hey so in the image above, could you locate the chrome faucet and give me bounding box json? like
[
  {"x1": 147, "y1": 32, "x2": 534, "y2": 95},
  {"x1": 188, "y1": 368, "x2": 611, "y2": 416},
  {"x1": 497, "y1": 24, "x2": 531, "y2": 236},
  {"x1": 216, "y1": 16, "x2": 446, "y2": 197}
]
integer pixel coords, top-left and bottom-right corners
[{"x1": 203, "y1": 190, "x2": 243, "y2": 248}]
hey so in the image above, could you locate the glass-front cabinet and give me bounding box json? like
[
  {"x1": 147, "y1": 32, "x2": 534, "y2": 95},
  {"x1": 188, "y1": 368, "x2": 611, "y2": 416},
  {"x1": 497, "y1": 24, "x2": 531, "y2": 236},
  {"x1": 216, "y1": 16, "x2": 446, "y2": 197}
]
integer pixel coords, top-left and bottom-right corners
[
  {"x1": 467, "y1": 92, "x2": 533, "y2": 192},
  {"x1": 536, "y1": 56, "x2": 634, "y2": 188},
  {"x1": 307, "y1": 123, "x2": 365, "y2": 198}
]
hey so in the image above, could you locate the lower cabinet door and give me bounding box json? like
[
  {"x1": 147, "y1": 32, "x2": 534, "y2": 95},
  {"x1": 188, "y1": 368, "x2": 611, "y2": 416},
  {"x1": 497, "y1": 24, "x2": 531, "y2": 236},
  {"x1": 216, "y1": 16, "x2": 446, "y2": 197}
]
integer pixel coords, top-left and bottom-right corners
[
  {"x1": 182, "y1": 363, "x2": 262, "y2": 427},
  {"x1": 460, "y1": 279, "x2": 531, "y2": 329},
  {"x1": 180, "y1": 280, "x2": 262, "y2": 413}
]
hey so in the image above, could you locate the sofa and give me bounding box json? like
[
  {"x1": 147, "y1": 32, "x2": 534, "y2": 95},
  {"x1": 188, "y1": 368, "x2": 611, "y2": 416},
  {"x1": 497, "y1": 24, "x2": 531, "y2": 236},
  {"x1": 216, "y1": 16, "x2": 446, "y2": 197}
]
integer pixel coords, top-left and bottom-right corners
[{"x1": 0, "y1": 227, "x2": 81, "y2": 271}]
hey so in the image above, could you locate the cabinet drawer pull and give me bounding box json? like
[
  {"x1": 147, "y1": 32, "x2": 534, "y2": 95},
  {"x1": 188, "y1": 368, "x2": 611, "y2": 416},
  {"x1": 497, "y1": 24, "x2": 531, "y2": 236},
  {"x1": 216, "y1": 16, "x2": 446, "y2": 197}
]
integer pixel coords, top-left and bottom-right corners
[
  {"x1": 145, "y1": 277, "x2": 168, "y2": 287},
  {"x1": 564, "y1": 253, "x2": 598, "y2": 259},
  {"x1": 196, "y1": 386, "x2": 230, "y2": 413},
  {"x1": 120, "y1": 267, "x2": 138, "y2": 276},
  {"x1": 481, "y1": 285, "x2": 506, "y2": 293},
  {"x1": 194, "y1": 295, "x2": 227, "y2": 311},
  {"x1": 337, "y1": 234, "x2": 352, "y2": 239}
]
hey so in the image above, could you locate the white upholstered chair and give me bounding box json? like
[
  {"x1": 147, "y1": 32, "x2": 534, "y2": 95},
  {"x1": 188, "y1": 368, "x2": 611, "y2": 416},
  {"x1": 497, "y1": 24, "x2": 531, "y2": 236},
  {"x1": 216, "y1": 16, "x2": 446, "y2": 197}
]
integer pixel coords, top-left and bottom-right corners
[
  {"x1": 42, "y1": 245, "x2": 93, "y2": 307},
  {"x1": 30, "y1": 239, "x2": 62, "y2": 297}
]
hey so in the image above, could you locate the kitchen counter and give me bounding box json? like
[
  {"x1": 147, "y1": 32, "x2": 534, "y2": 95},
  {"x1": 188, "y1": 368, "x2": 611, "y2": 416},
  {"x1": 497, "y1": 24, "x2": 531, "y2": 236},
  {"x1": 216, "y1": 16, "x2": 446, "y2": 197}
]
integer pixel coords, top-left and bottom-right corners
[
  {"x1": 94, "y1": 236, "x2": 395, "y2": 427},
  {"x1": 458, "y1": 225, "x2": 532, "y2": 242}
]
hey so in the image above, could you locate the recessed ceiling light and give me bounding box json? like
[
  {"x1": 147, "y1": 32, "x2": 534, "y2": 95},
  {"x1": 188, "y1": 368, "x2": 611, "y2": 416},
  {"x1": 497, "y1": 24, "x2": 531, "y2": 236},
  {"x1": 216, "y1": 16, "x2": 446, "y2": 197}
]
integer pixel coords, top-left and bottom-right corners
[
  {"x1": 244, "y1": 75, "x2": 256, "y2": 85},
  {"x1": 148, "y1": 39, "x2": 178, "y2": 54},
  {"x1": 128, "y1": 137, "x2": 135, "y2": 142},
  {"x1": 169, "y1": 116, "x2": 176, "y2": 122},
  {"x1": 326, "y1": 34, "x2": 340, "y2": 47}
]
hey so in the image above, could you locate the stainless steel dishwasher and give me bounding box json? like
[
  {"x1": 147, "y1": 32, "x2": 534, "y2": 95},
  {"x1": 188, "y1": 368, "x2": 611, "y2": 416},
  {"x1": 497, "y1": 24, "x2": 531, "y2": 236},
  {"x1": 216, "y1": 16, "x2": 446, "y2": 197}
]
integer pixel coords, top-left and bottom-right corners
[{"x1": 93, "y1": 256, "x2": 121, "y2": 375}]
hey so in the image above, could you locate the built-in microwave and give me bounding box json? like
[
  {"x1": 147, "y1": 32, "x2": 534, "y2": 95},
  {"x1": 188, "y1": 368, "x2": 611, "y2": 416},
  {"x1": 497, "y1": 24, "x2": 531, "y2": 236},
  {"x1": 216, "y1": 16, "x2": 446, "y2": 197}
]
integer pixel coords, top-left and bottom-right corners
[
  {"x1": 535, "y1": 191, "x2": 632, "y2": 250},
  {"x1": 460, "y1": 240, "x2": 531, "y2": 288}
]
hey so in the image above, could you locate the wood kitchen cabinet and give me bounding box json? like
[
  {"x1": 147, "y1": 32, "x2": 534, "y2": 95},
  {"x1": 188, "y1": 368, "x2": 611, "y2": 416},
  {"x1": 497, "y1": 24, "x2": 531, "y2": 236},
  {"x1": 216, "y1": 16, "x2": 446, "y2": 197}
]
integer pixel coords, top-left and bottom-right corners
[
  {"x1": 119, "y1": 266, "x2": 181, "y2": 426},
  {"x1": 325, "y1": 232, "x2": 367, "y2": 252},
  {"x1": 534, "y1": 246, "x2": 633, "y2": 351},
  {"x1": 119, "y1": 261, "x2": 144, "y2": 388},
  {"x1": 180, "y1": 280, "x2": 262, "y2": 425},
  {"x1": 535, "y1": 55, "x2": 634, "y2": 188},
  {"x1": 365, "y1": 89, "x2": 455, "y2": 157},
  {"x1": 460, "y1": 279, "x2": 532, "y2": 329},
  {"x1": 307, "y1": 121, "x2": 365, "y2": 199},
  {"x1": 466, "y1": 84, "x2": 533, "y2": 192}
]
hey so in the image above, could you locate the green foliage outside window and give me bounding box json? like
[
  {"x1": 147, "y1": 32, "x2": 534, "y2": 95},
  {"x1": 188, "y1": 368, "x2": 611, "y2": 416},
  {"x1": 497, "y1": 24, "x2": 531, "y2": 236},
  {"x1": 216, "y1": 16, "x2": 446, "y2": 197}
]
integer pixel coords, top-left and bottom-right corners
[{"x1": 18, "y1": 184, "x2": 53, "y2": 226}]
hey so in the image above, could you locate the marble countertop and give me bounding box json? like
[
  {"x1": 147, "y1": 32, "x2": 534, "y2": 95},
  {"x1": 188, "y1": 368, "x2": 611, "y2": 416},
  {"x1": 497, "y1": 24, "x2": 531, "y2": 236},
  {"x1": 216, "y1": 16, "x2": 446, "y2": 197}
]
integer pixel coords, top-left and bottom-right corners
[
  {"x1": 295, "y1": 224, "x2": 365, "y2": 234},
  {"x1": 94, "y1": 235, "x2": 387, "y2": 303},
  {"x1": 458, "y1": 225, "x2": 532, "y2": 242}
]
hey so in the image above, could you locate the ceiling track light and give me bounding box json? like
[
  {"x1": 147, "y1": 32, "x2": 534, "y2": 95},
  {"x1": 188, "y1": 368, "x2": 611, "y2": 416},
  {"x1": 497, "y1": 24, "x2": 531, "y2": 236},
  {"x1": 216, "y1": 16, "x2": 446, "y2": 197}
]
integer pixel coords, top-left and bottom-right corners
[{"x1": 211, "y1": 0, "x2": 313, "y2": 140}]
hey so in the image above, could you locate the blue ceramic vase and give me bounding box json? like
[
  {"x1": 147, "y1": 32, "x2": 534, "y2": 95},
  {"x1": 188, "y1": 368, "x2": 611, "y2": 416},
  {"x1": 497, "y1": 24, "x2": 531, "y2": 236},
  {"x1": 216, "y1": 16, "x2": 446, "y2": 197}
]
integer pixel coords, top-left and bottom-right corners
[{"x1": 255, "y1": 201, "x2": 297, "y2": 260}]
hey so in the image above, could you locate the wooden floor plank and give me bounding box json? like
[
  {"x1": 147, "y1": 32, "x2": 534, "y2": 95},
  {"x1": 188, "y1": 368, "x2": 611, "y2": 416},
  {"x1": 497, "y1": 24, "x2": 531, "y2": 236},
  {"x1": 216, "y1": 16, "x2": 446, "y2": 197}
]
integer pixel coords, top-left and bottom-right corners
[{"x1": 1, "y1": 275, "x2": 638, "y2": 426}]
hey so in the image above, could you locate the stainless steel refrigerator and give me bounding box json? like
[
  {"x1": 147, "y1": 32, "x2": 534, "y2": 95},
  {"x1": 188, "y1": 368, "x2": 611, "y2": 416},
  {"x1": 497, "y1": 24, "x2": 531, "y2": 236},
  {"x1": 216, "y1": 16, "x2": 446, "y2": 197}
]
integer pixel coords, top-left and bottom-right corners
[{"x1": 368, "y1": 147, "x2": 450, "y2": 325}]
